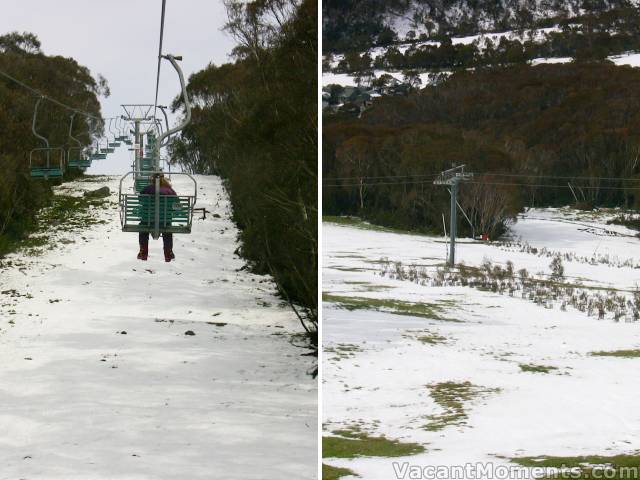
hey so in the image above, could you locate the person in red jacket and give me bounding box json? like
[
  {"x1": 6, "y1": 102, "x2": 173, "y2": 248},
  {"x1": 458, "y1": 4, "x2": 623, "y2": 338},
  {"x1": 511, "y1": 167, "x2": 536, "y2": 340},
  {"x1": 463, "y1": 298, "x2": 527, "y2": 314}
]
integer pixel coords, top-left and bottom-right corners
[{"x1": 137, "y1": 174, "x2": 177, "y2": 262}]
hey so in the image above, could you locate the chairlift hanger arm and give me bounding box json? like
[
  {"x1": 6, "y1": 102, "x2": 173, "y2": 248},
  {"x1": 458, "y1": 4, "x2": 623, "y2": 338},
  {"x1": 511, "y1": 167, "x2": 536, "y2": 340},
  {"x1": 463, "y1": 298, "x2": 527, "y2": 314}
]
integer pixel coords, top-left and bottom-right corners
[
  {"x1": 32, "y1": 97, "x2": 49, "y2": 148},
  {"x1": 68, "y1": 113, "x2": 82, "y2": 147},
  {"x1": 155, "y1": 54, "x2": 191, "y2": 161},
  {"x1": 157, "y1": 105, "x2": 172, "y2": 147},
  {"x1": 108, "y1": 117, "x2": 115, "y2": 140}
]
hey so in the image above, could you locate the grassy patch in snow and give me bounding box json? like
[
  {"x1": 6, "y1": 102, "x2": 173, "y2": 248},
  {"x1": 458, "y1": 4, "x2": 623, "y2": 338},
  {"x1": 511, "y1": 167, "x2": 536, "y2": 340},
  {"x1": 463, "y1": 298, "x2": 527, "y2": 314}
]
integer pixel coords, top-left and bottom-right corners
[
  {"x1": 77, "y1": 175, "x2": 112, "y2": 183},
  {"x1": 9, "y1": 193, "x2": 112, "y2": 256},
  {"x1": 590, "y1": 350, "x2": 640, "y2": 358},
  {"x1": 344, "y1": 281, "x2": 393, "y2": 292},
  {"x1": 325, "y1": 343, "x2": 363, "y2": 361},
  {"x1": 424, "y1": 381, "x2": 499, "y2": 432},
  {"x1": 38, "y1": 194, "x2": 111, "y2": 232},
  {"x1": 403, "y1": 329, "x2": 448, "y2": 345},
  {"x1": 323, "y1": 216, "x2": 396, "y2": 233},
  {"x1": 323, "y1": 216, "x2": 428, "y2": 236},
  {"x1": 510, "y1": 453, "x2": 640, "y2": 478},
  {"x1": 322, "y1": 463, "x2": 358, "y2": 479},
  {"x1": 323, "y1": 425, "x2": 425, "y2": 458},
  {"x1": 332, "y1": 266, "x2": 369, "y2": 273},
  {"x1": 322, "y1": 293, "x2": 456, "y2": 321},
  {"x1": 519, "y1": 363, "x2": 558, "y2": 374}
]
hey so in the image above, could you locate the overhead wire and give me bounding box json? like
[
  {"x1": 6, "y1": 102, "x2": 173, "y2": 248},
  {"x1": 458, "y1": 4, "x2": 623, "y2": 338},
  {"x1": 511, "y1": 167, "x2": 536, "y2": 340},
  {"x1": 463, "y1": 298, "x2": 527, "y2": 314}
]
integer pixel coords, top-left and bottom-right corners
[
  {"x1": 324, "y1": 172, "x2": 440, "y2": 181},
  {"x1": 153, "y1": 0, "x2": 168, "y2": 119},
  {"x1": 324, "y1": 178, "x2": 640, "y2": 190},
  {"x1": 324, "y1": 172, "x2": 640, "y2": 183},
  {"x1": 0, "y1": 67, "x2": 101, "y2": 119}
]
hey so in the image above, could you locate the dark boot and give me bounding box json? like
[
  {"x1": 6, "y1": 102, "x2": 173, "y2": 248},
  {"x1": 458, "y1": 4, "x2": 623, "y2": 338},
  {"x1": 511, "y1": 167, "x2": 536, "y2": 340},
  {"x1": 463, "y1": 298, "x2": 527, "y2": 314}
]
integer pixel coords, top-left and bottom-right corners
[
  {"x1": 138, "y1": 232, "x2": 149, "y2": 261},
  {"x1": 138, "y1": 246, "x2": 149, "y2": 261},
  {"x1": 163, "y1": 233, "x2": 174, "y2": 262}
]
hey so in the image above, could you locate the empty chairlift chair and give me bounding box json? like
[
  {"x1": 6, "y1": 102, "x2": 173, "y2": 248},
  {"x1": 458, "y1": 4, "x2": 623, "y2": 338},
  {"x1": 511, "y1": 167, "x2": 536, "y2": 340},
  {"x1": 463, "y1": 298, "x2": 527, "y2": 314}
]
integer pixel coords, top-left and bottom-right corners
[
  {"x1": 29, "y1": 97, "x2": 65, "y2": 179},
  {"x1": 67, "y1": 113, "x2": 92, "y2": 170},
  {"x1": 67, "y1": 148, "x2": 92, "y2": 170},
  {"x1": 90, "y1": 141, "x2": 107, "y2": 160},
  {"x1": 101, "y1": 139, "x2": 115, "y2": 155},
  {"x1": 116, "y1": 117, "x2": 131, "y2": 143},
  {"x1": 107, "y1": 118, "x2": 121, "y2": 149},
  {"x1": 30, "y1": 147, "x2": 65, "y2": 178}
]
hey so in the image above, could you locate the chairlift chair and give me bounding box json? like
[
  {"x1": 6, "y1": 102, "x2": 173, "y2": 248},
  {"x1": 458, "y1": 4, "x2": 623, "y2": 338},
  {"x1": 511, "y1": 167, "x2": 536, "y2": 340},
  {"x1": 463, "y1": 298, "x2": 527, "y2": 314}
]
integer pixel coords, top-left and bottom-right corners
[
  {"x1": 119, "y1": 54, "x2": 197, "y2": 240},
  {"x1": 30, "y1": 147, "x2": 65, "y2": 178},
  {"x1": 107, "y1": 118, "x2": 121, "y2": 148},
  {"x1": 90, "y1": 141, "x2": 107, "y2": 160},
  {"x1": 29, "y1": 98, "x2": 65, "y2": 179},
  {"x1": 68, "y1": 147, "x2": 92, "y2": 170},
  {"x1": 67, "y1": 113, "x2": 92, "y2": 170},
  {"x1": 116, "y1": 117, "x2": 130, "y2": 142}
]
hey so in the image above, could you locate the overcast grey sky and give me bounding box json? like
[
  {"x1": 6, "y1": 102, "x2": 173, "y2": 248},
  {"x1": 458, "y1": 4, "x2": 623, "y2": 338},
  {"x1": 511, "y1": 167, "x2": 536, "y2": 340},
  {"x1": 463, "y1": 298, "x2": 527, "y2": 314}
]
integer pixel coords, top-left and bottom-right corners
[{"x1": 0, "y1": 0, "x2": 236, "y2": 174}]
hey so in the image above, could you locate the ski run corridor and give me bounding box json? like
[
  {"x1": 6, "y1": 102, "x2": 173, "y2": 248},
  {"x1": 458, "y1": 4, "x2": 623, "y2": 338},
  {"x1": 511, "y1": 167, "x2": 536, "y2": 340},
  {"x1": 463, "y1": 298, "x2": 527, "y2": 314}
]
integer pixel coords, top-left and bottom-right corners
[{"x1": 0, "y1": 175, "x2": 317, "y2": 479}]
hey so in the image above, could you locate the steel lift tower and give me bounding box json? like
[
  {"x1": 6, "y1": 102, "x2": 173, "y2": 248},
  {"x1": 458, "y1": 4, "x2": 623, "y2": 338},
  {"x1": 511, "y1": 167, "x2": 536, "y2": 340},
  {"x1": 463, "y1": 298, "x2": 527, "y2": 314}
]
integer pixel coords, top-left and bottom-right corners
[{"x1": 434, "y1": 164, "x2": 474, "y2": 266}]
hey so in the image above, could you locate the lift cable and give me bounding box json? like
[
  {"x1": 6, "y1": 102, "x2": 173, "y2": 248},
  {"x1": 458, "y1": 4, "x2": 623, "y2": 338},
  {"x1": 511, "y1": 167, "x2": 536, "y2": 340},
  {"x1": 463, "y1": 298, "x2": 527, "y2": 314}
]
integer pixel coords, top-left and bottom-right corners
[
  {"x1": 324, "y1": 172, "x2": 640, "y2": 184},
  {"x1": 324, "y1": 179, "x2": 640, "y2": 190},
  {"x1": 0, "y1": 67, "x2": 100, "y2": 120},
  {"x1": 153, "y1": 0, "x2": 168, "y2": 119},
  {"x1": 324, "y1": 172, "x2": 440, "y2": 182}
]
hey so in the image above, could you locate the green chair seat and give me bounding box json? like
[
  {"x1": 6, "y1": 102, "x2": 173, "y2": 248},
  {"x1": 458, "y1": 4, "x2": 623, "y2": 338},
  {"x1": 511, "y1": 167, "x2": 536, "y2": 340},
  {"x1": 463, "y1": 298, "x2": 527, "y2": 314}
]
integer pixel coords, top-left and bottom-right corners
[
  {"x1": 121, "y1": 194, "x2": 192, "y2": 233},
  {"x1": 31, "y1": 168, "x2": 63, "y2": 178},
  {"x1": 69, "y1": 160, "x2": 92, "y2": 169},
  {"x1": 134, "y1": 178, "x2": 151, "y2": 192}
]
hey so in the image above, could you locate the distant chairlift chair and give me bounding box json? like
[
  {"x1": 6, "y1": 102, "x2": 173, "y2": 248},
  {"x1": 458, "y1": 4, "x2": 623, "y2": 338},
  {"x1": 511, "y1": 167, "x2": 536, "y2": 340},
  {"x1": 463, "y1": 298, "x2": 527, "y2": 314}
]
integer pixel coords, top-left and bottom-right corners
[
  {"x1": 67, "y1": 113, "x2": 92, "y2": 170},
  {"x1": 107, "y1": 118, "x2": 121, "y2": 149}
]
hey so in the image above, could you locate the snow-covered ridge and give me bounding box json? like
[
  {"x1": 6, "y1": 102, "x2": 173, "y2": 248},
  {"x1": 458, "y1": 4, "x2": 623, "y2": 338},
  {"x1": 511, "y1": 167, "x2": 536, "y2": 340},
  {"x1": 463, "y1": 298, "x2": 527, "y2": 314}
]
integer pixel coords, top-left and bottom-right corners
[
  {"x1": 325, "y1": 26, "x2": 561, "y2": 69},
  {"x1": 322, "y1": 26, "x2": 571, "y2": 89},
  {"x1": 323, "y1": 49, "x2": 640, "y2": 89},
  {"x1": 380, "y1": 0, "x2": 586, "y2": 40}
]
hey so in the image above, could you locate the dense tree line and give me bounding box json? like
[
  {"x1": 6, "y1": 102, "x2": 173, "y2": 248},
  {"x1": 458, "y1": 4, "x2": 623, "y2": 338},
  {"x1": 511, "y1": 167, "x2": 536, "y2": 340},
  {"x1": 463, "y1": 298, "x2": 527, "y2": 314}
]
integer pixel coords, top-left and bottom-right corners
[
  {"x1": 323, "y1": 0, "x2": 635, "y2": 53},
  {"x1": 323, "y1": 0, "x2": 406, "y2": 52},
  {"x1": 324, "y1": 63, "x2": 640, "y2": 236},
  {"x1": 331, "y1": 6, "x2": 640, "y2": 75},
  {"x1": 0, "y1": 32, "x2": 104, "y2": 256},
  {"x1": 171, "y1": 0, "x2": 317, "y2": 340}
]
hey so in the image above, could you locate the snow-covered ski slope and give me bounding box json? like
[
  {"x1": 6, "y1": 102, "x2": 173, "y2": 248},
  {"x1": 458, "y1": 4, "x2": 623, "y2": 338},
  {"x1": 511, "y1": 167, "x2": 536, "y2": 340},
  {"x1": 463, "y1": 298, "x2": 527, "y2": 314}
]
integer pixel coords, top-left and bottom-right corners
[
  {"x1": 323, "y1": 209, "x2": 640, "y2": 479},
  {"x1": 0, "y1": 175, "x2": 316, "y2": 479}
]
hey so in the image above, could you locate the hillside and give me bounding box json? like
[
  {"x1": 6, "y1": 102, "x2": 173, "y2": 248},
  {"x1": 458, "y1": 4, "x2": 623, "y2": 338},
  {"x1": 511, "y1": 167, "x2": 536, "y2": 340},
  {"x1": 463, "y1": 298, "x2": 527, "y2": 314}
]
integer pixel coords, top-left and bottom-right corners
[
  {"x1": 322, "y1": 0, "x2": 640, "y2": 108},
  {"x1": 323, "y1": 0, "x2": 640, "y2": 237},
  {"x1": 0, "y1": 175, "x2": 317, "y2": 478},
  {"x1": 0, "y1": 33, "x2": 104, "y2": 257},
  {"x1": 323, "y1": 0, "x2": 636, "y2": 52},
  {"x1": 323, "y1": 209, "x2": 640, "y2": 478}
]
